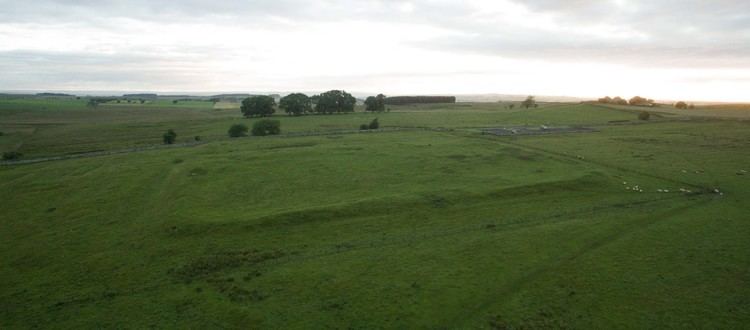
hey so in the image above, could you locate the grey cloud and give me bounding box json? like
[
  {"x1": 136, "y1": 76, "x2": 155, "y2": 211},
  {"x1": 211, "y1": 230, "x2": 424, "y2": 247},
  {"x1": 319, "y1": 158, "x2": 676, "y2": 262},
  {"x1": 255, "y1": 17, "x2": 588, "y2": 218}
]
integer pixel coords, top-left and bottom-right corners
[
  {"x1": 0, "y1": 50, "x2": 211, "y2": 89},
  {"x1": 1, "y1": 0, "x2": 749, "y2": 92}
]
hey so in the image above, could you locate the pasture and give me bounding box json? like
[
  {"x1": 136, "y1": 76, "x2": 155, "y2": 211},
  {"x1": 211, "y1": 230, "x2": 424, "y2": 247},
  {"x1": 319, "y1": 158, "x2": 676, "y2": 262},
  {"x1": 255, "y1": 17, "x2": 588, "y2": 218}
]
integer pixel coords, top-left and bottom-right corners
[{"x1": 1, "y1": 97, "x2": 749, "y2": 328}]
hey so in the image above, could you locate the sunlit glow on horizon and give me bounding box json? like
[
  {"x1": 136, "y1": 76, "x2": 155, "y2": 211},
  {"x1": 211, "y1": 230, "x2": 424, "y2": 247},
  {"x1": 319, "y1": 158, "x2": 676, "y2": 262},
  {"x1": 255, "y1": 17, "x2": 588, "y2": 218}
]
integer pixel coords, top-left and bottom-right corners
[{"x1": 0, "y1": 0, "x2": 749, "y2": 102}]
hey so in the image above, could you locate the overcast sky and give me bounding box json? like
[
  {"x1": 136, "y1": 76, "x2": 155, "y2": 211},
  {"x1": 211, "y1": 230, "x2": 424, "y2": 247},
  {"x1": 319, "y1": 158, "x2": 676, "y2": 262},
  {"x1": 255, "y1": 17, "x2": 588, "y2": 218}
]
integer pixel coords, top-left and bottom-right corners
[{"x1": 1, "y1": 0, "x2": 749, "y2": 101}]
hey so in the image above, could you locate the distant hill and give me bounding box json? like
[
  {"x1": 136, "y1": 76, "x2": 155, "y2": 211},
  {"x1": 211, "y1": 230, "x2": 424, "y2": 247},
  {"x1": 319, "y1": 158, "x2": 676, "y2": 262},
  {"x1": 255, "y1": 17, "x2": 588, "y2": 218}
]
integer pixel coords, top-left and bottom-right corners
[
  {"x1": 455, "y1": 94, "x2": 587, "y2": 103},
  {"x1": 36, "y1": 93, "x2": 75, "y2": 97},
  {"x1": 385, "y1": 96, "x2": 456, "y2": 105},
  {"x1": 123, "y1": 93, "x2": 158, "y2": 99},
  {"x1": 210, "y1": 93, "x2": 254, "y2": 98}
]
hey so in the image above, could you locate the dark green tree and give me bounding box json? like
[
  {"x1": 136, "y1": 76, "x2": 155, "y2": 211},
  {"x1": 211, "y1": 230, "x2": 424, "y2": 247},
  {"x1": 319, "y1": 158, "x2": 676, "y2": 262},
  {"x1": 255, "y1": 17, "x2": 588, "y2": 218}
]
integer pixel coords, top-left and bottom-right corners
[
  {"x1": 279, "y1": 93, "x2": 312, "y2": 116},
  {"x1": 521, "y1": 96, "x2": 536, "y2": 109},
  {"x1": 228, "y1": 124, "x2": 249, "y2": 137},
  {"x1": 251, "y1": 119, "x2": 281, "y2": 136},
  {"x1": 314, "y1": 90, "x2": 356, "y2": 114},
  {"x1": 368, "y1": 118, "x2": 380, "y2": 129},
  {"x1": 241, "y1": 95, "x2": 276, "y2": 117},
  {"x1": 675, "y1": 101, "x2": 688, "y2": 109},
  {"x1": 163, "y1": 129, "x2": 177, "y2": 144},
  {"x1": 364, "y1": 94, "x2": 386, "y2": 112}
]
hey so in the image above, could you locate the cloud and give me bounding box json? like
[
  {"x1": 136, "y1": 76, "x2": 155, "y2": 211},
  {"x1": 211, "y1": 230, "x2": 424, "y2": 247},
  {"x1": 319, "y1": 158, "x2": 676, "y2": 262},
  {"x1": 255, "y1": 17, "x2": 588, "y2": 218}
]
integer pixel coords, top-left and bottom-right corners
[{"x1": 0, "y1": 0, "x2": 748, "y2": 101}]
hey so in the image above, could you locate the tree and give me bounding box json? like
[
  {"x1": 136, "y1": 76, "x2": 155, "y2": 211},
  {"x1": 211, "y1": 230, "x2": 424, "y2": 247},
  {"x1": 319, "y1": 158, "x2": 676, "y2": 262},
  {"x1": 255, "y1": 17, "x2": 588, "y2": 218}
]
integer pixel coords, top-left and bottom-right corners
[
  {"x1": 638, "y1": 111, "x2": 651, "y2": 121},
  {"x1": 163, "y1": 129, "x2": 177, "y2": 144},
  {"x1": 521, "y1": 96, "x2": 536, "y2": 109},
  {"x1": 688, "y1": 103, "x2": 696, "y2": 109},
  {"x1": 598, "y1": 96, "x2": 612, "y2": 104},
  {"x1": 241, "y1": 95, "x2": 276, "y2": 117},
  {"x1": 228, "y1": 124, "x2": 248, "y2": 137},
  {"x1": 675, "y1": 101, "x2": 688, "y2": 109},
  {"x1": 612, "y1": 96, "x2": 628, "y2": 105},
  {"x1": 314, "y1": 90, "x2": 356, "y2": 114},
  {"x1": 359, "y1": 124, "x2": 369, "y2": 130},
  {"x1": 364, "y1": 94, "x2": 386, "y2": 112},
  {"x1": 508, "y1": 104, "x2": 515, "y2": 109},
  {"x1": 172, "y1": 100, "x2": 179, "y2": 104},
  {"x1": 629, "y1": 96, "x2": 654, "y2": 107},
  {"x1": 252, "y1": 119, "x2": 281, "y2": 136},
  {"x1": 368, "y1": 118, "x2": 379, "y2": 129},
  {"x1": 2, "y1": 151, "x2": 22, "y2": 161},
  {"x1": 279, "y1": 93, "x2": 312, "y2": 116}
]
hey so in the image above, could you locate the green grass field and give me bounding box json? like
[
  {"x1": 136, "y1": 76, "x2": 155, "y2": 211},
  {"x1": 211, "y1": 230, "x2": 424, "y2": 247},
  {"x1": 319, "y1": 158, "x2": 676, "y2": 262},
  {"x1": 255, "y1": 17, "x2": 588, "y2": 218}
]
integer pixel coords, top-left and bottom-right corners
[{"x1": 1, "y1": 97, "x2": 749, "y2": 328}]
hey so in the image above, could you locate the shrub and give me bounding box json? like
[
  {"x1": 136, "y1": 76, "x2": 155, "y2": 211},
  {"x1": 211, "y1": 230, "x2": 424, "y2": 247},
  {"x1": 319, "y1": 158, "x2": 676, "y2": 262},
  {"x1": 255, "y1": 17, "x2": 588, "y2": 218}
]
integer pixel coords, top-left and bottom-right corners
[
  {"x1": 0, "y1": 131, "x2": 4, "y2": 136},
  {"x1": 251, "y1": 120, "x2": 281, "y2": 136},
  {"x1": 163, "y1": 129, "x2": 177, "y2": 144},
  {"x1": 2, "y1": 151, "x2": 22, "y2": 161},
  {"x1": 228, "y1": 124, "x2": 248, "y2": 137},
  {"x1": 359, "y1": 124, "x2": 369, "y2": 130},
  {"x1": 638, "y1": 111, "x2": 651, "y2": 121},
  {"x1": 368, "y1": 118, "x2": 379, "y2": 129},
  {"x1": 675, "y1": 101, "x2": 688, "y2": 109},
  {"x1": 194, "y1": 135, "x2": 201, "y2": 141}
]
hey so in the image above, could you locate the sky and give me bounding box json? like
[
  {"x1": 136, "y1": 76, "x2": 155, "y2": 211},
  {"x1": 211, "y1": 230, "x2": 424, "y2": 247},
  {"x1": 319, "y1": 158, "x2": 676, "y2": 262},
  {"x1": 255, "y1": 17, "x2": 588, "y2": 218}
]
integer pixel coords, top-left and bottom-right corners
[{"x1": 0, "y1": 0, "x2": 749, "y2": 101}]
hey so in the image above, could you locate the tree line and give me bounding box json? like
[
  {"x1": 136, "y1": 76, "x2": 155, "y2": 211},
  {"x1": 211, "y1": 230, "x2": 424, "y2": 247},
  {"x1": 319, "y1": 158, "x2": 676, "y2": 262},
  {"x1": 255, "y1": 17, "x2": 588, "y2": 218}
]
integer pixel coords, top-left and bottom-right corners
[
  {"x1": 241, "y1": 90, "x2": 391, "y2": 117},
  {"x1": 597, "y1": 96, "x2": 655, "y2": 107},
  {"x1": 384, "y1": 96, "x2": 456, "y2": 105},
  {"x1": 598, "y1": 96, "x2": 696, "y2": 109}
]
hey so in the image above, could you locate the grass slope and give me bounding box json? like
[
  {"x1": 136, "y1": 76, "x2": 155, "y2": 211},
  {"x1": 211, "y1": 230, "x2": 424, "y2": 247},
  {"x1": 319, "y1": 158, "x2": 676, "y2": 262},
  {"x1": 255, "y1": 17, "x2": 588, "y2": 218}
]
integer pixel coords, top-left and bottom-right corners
[{"x1": 1, "y1": 99, "x2": 749, "y2": 328}]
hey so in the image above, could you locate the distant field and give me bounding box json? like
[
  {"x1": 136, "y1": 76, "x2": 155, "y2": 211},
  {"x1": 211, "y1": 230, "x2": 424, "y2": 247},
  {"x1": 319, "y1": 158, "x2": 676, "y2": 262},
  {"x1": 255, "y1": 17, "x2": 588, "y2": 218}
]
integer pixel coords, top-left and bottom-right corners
[
  {"x1": 1, "y1": 97, "x2": 749, "y2": 328},
  {"x1": 599, "y1": 102, "x2": 750, "y2": 119}
]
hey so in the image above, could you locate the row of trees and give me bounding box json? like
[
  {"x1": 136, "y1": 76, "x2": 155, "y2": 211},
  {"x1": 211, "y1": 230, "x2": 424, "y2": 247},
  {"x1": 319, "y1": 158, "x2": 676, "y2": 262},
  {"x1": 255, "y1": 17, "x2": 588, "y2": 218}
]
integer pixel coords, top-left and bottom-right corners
[
  {"x1": 597, "y1": 96, "x2": 655, "y2": 107},
  {"x1": 241, "y1": 90, "x2": 364, "y2": 117},
  {"x1": 674, "y1": 101, "x2": 696, "y2": 109},
  {"x1": 597, "y1": 96, "x2": 629, "y2": 105},
  {"x1": 384, "y1": 96, "x2": 456, "y2": 105}
]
